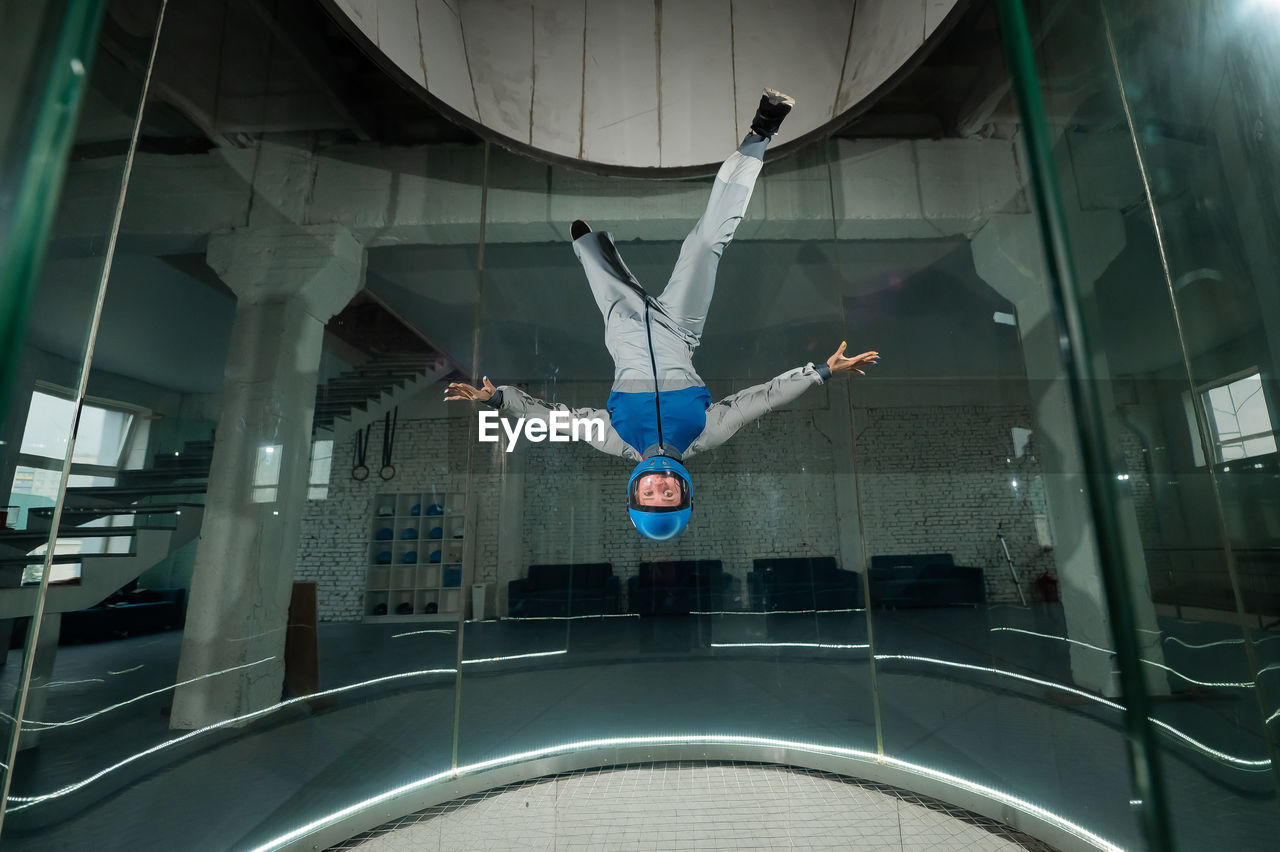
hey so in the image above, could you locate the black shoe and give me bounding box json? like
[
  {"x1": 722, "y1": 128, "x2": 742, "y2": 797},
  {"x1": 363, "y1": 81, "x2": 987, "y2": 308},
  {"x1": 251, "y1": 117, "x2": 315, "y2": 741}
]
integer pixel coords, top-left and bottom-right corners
[
  {"x1": 751, "y1": 88, "x2": 796, "y2": 138},
  {"x1": 571, "y1": 220, "x2": 591, "y2": 240}
]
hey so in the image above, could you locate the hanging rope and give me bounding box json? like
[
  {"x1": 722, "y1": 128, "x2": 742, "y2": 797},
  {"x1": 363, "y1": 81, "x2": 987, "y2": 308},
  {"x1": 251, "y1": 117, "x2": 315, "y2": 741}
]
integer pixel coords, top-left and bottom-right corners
[
  {"x1": 351, "y1": 424, "x2": 371, "y2": 481},
  {"x1": 379, "y1": 406, "x2": 399, "y2": 480}
]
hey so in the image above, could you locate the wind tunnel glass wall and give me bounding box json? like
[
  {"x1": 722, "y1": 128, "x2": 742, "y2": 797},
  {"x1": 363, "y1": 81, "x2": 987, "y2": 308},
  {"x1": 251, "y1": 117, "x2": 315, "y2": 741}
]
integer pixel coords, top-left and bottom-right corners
[
  {"x1": 0, "y1": 0, "x2": 149, "y2": 823},
  {"x1": 0, "y1": 0, "x2": 478, "y2": 846},
  {"x1": 448, "y1": 138, "x2": 879, "y2": 767},
  {"x1": 1024, "y1": 0, "x2": 1280, "y2": 848},
  {"x1": 12, "y1": 1, "x2": 1280, "y2": 851}
]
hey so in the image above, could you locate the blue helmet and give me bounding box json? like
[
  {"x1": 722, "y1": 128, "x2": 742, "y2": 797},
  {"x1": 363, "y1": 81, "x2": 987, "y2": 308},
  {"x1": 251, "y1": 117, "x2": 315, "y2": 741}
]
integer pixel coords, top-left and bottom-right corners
[{"x1": 627, "y1": 455, "x2": 693, "y2": 540}]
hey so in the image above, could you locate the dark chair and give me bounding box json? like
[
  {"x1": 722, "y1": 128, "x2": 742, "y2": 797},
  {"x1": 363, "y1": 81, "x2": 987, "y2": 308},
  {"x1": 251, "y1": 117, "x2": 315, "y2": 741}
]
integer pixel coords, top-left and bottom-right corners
[
  {"x1": 868, "y1": 554, "x2": 986, "y2": 607},
  {"x1": 627, "y1": 560, "x2": 732, "y2": 616},
  {"x1": 508, "y1": 563, "x2": 620, "y2": 617},
  {"x1": 747, "y1": 557, "x2": 860, "y2": 612}
]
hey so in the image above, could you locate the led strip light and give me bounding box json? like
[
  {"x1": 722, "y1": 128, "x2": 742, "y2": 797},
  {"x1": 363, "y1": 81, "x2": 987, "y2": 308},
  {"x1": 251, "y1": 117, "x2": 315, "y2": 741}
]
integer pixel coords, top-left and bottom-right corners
[
  {"x1": 711, "y1": 642, "x2": 870, "y2": 650},
  {"x1": 392, "y1": 629, "x2": 457, "y2": 638},
  {"x1": 4, "y1": 666, "x2": 459, "y2": 809},
  {"x1": 11, "y1": 657, "x2": 276, "y2": 732},
  {"x1": 1165, "y1": 634, "x2": 1280, "y2": 650},
  {"x1": 8, "y1": 647, "x2": 1270, "y2": 812},
  {"x1": 875, "y1": 654, "x2": 1271, "y2": 769},
  {"x1": 990, "y1": 627, "x2": 1256, "y2": 688}
]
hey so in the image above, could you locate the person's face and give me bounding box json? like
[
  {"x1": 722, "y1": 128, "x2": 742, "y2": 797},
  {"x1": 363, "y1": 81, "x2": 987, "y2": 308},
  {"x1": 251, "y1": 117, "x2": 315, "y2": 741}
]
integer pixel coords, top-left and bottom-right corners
[{"x1": 634, "y1": 472, "x2": 683, "y2": 507}]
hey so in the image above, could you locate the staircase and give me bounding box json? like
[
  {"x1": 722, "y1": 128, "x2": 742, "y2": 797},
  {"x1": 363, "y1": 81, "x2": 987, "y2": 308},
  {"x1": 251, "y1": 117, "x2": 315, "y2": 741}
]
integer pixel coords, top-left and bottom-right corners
[
  {"x1": 313, "y1": 353, "x2": 452, "y2": 443},
  {"x1": 0, "y1": 438, "x2": 213, "y2": 615},
  {"x1": 0, "y1": 345, "x2": 453, "y2": 616}
]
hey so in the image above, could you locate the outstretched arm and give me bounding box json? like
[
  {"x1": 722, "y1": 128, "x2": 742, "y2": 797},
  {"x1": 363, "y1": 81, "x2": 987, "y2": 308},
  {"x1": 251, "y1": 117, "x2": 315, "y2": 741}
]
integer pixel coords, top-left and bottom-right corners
[
  {"x1": 686, "y1": 343, "x2": 878, "y2": 457},
  {"x1": 444, "y1": 378, "x2": 639, "y2": 461}
]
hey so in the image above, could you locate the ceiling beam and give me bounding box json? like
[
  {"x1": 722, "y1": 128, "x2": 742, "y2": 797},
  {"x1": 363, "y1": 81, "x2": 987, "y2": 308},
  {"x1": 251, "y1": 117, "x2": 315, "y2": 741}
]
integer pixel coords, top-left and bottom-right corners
[{"x1": 242, "y1": 0, "x2": 376, "y2": 141}]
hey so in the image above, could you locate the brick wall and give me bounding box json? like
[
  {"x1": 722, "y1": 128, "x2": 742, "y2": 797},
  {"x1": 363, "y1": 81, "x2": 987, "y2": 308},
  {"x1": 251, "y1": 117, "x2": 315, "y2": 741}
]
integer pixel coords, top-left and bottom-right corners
[
  {"x1": 517, "y1": 405, "x2": 840, "y2": 609},
  {"x1": 1117, "y1": 427, "x2": 1158, "y2": 543},
  {"x1": 299, "y1": 393, "x2": 1056, "y2": 620},
  {"x1": 853, "y1": 406, "x2": 1055, "y2": 604},
  {"x1": 296, "y1": 416, "x2": 502, "y2": 622}
]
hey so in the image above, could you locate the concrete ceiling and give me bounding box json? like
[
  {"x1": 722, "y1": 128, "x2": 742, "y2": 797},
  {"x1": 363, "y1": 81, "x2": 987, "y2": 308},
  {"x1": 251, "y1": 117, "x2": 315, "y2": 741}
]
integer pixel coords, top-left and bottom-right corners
[
  {"x1": 324, "y1": 0, "x2": 966, "y2": 173},
  {"x1": 28, "y1": 254, "x2": 237, "y2": 395},
  {"x1": 45, "y1": 0, "x2": 1264, "y2": 405},
  {"x1": 363, "y1": 236, "x2": 1025, "y2": 386}
]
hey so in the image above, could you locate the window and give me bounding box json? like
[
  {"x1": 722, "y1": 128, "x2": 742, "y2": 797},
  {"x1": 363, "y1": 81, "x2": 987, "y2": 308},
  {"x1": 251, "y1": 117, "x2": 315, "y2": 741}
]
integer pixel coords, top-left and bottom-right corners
[
  {"x1": 252, "y1": 444, "x2": 284, "y2": 503},
  {"x1": 19, "y1": 389, "x2": 133, "y2": 465},
  {"x1": 11, "y1": 389, "x2": 141, "y2": 584},
  {"x1": 251, "y1": 440, "x2": 332, "y2": 502},
  {"x1": 309, "y1": 439, "x2": 333, "y2": 500},
  {"x1": 1194, "y1": 371, "x2": 1276, "y2": 464}
]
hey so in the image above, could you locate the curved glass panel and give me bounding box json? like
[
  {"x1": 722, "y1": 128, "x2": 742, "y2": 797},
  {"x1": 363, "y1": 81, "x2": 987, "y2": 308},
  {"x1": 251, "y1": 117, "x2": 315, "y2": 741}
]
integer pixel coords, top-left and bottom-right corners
[
  {"x1": 11, "y1": 1, "x2": 1280, "y2": 850},
  {"x1": 1021, "y1": 0, "x2": 1280, "y2": 848},
  {"x1": 850, "y1": 24, "x2": 1148, "y2": 839},
  {"x1": 0, "y1": 0, "x2": 145, "y2": 832},
  {"x1": 1, "y1": 1, "x2": 474, "y2": 847},
  {"x1": 452, "y1": 137, "x2": 879, "y2": 771}
]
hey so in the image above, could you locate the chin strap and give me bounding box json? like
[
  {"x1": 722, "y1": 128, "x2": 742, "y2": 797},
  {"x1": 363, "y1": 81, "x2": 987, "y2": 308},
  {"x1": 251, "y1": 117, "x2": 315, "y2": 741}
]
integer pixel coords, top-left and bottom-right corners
[{"x1": 642, "y1": 443, "x2": 683, "y2": 461}]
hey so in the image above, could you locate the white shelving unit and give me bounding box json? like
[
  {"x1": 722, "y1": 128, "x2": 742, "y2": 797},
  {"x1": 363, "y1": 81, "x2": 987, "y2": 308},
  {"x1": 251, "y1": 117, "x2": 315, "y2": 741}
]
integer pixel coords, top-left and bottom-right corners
[{"x1": 365, "y1": 490, "x2": 465, "y2": 621}]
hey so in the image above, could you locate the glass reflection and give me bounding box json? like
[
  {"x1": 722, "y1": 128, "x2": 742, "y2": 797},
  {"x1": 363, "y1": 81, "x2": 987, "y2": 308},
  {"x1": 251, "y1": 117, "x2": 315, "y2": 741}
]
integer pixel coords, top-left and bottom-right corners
[
  {"x1": 5, "y1": 1, "x2": 1280, "y2": 850},
  {"x1": 448, "y1": 100, "x2": 884, "y2": 790},
  {"x1": 0, "y1": 0, "x2": 161, "y2": 833},
  {"x1": 1030, "y1": 0, "x2": 1280, "y2": 848},
  {"x1": 1, "y1": 0, "x2": 475, "y2": 847}
]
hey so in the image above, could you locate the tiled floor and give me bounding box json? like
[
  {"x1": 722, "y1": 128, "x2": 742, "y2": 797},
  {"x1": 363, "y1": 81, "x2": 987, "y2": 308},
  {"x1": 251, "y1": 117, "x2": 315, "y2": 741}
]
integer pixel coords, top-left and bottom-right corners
[
  {"x1": 0, "y1": 605, "x2": 1276, "y2": 851},
  {"x1": 334, "y1": 762, "x2": 1048, "y2": 851}
]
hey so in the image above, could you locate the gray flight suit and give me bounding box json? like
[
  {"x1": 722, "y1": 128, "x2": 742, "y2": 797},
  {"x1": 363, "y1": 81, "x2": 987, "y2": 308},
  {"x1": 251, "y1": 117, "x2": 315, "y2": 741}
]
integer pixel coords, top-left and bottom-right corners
[{"x1": 492, "y1": 134, "x2": 832, "y2": 461}]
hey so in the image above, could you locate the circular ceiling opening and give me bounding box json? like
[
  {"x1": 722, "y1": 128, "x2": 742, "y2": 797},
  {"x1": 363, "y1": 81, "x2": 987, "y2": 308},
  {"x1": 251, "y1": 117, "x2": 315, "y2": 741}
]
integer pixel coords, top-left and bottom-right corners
[{"x1": 324, "y1": 0, "x2": 963, "y2": 173}]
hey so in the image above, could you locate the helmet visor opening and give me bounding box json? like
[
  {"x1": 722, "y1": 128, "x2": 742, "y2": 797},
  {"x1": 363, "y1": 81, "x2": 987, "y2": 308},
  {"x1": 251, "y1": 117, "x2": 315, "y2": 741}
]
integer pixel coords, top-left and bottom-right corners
[{"x1": 629, "y1": 470, "x2": 691, "y2": 512}]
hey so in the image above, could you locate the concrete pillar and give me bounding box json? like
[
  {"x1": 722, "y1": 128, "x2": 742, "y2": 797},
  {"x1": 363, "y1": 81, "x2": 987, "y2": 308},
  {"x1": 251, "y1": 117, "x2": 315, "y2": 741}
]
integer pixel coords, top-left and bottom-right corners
[
  {"x1": 170, "y1": 226, "x2": 362, "y2": 729},
  {"x1": 972, "y1": 212, "x2": 1168, "y2": 697}
]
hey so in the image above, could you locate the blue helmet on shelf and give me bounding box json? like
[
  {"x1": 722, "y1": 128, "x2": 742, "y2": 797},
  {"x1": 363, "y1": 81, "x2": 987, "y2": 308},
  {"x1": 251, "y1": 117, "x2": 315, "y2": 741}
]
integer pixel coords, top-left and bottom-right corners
[{"x1": 627, "y1": 455, "x2": 692, "y2": 541}]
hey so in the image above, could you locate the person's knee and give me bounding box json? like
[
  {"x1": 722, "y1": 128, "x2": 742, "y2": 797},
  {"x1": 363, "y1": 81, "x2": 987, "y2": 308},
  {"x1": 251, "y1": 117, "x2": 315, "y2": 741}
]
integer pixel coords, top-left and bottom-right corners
[{"x1": 684, "y1": 229, "x2": 720, "y2": 257}]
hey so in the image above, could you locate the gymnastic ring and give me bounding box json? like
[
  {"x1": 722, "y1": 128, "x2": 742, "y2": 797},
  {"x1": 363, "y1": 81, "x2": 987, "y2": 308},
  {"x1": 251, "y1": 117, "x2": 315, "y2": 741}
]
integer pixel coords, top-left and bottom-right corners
[
  {"x1": 379, "y1": 464, "x2": 397, "y2": 481},
  {"x1": 351, "y1": 465, "x2": 369, "y2": 481}
]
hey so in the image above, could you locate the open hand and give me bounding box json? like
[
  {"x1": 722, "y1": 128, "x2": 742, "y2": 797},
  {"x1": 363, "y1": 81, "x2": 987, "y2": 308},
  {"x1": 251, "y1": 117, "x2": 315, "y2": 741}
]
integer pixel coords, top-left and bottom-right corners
[
  {"x1": 827, "y1": 342, "x2": 879, "y2": 376},
  {"x1": 444, "y1": 376, "x2": 497, "y2": 403}
]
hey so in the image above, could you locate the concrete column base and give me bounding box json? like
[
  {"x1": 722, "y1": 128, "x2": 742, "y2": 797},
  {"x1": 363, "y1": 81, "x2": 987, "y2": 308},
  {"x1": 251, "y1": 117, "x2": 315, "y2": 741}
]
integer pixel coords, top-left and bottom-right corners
[{"x1": 170, "y1": 226, "x2": 362, "y2": 729}]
